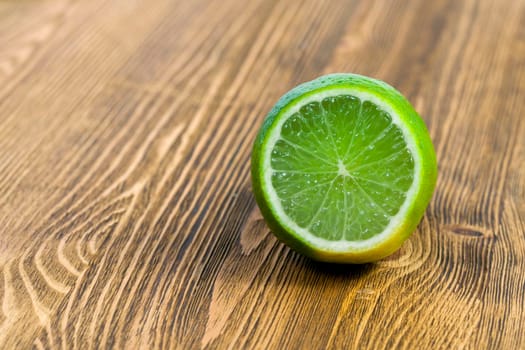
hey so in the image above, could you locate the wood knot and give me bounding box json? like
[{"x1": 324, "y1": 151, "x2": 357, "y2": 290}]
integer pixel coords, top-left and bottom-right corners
[{"x1": 240, "y1": 208, "x2": 270, "y2": 255}]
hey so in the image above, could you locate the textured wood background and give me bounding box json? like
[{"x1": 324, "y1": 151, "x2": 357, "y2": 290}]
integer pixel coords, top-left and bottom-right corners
[{"x1": 0, "y1": 0, "x2": 524, "y2": 349}]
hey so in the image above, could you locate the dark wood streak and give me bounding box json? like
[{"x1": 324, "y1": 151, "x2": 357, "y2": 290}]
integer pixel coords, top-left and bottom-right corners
[{"x1": 445, "y1": 225, "x2": 488, "y2": 238}]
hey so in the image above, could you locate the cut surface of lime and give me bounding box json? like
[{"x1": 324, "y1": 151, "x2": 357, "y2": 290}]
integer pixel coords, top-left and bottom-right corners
[{"x1": 251, "y1": 74, "x2": 437, "y2": 263}]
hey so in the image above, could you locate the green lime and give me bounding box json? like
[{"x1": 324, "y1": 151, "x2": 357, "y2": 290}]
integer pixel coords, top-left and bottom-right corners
[{"x1": 251, "y1": 73, "x2": 437, "y2": 263}]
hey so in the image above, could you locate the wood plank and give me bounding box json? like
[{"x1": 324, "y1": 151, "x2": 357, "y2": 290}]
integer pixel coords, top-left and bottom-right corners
[{"x1": 0, "y1": 0, "x2": 524, "y2": 348}]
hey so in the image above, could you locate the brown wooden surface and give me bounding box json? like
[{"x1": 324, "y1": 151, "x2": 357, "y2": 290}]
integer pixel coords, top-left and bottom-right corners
[{"x1": 0, "y1": 0, "x2": 524, "y2": 349}]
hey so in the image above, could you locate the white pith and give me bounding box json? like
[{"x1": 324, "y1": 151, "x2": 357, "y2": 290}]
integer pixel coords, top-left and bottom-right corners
[{"x1": 262, "y1": 88, "x2": 421, "y2": 252}]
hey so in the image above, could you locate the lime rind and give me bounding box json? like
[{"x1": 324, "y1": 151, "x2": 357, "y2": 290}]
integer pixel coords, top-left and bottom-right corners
[{"x1": 251, "y1": 74, "x2": 437, "y2": 263}]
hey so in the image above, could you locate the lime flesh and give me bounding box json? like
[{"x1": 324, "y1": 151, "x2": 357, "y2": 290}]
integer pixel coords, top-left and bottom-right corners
[{"x1": 251, "y1": 74, "x2": 437, "y2": 263}]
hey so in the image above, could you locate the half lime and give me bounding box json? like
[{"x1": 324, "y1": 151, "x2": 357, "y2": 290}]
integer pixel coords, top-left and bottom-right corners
[{"x1": 251, "y1": 74, "x2": 437, "y2": 263}]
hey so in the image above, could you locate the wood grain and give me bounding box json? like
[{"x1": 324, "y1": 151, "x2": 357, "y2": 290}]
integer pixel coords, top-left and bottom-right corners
[{"x1": 0, "y1": 0, "x2": 524, "y2": 348}]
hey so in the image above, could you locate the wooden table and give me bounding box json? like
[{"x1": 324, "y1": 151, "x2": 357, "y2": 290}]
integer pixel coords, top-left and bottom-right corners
[{"x1": 1, "y1": 0, "x2": 524, "y2": 349}]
